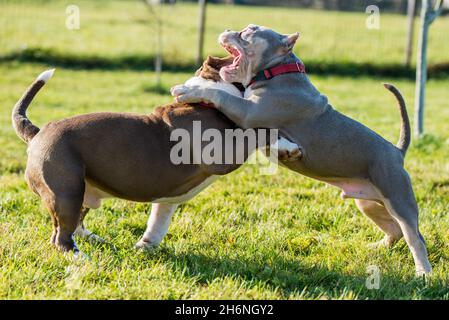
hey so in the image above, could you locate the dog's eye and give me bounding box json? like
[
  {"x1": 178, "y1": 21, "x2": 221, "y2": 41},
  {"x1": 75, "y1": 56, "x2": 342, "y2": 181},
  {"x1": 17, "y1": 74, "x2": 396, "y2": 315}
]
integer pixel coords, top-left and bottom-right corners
[{"x1": 240, "y1": 29, "x2": 251, "y2": 40}]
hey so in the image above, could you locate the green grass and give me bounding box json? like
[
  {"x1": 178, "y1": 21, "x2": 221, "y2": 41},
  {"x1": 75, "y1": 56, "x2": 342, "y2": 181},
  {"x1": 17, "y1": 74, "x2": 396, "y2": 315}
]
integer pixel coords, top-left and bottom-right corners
[
  {"x1": 1, "y1": 0, "x2": 449, "y2": 66},
  {"x1": 0, "y1": 0, "x2": 448, "y2": 299}
]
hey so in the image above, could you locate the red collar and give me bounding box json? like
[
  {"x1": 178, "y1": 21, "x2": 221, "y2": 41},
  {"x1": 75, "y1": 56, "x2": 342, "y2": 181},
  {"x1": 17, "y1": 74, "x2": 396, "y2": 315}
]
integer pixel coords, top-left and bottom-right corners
[
  {"x1": 192, "y1": 63, "x2": 305, "y2": 108},
  {"x1": 248, "y1": 61, "x2": 306, "y2": 87}
]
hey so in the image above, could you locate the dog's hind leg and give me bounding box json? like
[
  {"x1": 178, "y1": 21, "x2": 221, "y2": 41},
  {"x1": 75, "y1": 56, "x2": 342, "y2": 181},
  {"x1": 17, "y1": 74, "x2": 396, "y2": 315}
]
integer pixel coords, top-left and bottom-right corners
[
  {"x1": 37, "y1": 162, "x2": 85, "y2": 254},
  {"x1": 135, "y1": 203, "x2": 178, "y2": 249},
  {"x1": 37, "y1": 184, "x2": 82, "y2": 253},
  {"x1": 370, "y1": 166, "x2": 431, "y2": 276},
  {"x1": 355, "y1": 200, "x2": 403, "y2": 248},
  {"x1": 45, "y1": 192, "x2": 83, "y2": 253},
  {"x1": 383, "y1": 197, "x2": 431, "y2": 276}
]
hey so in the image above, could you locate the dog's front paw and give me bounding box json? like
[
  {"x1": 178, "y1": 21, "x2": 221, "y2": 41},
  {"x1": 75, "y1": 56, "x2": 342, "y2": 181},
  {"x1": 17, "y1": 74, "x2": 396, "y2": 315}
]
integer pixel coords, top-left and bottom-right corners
[
  {"x1": 278, "y1": 146, "x2": 302, "y2": 162},
  {"x1": 170, "y1": 85, "x2": 207, "y2": 104},
  {"x1": 135, "y1": 238, "x2": 159, "y2": 250},
  {"x1": 273, "y1": 137, "x2": 303, "y2": 162},
  {"x1": 170, "y1": 84, "x2": 188, "y2": 97}
]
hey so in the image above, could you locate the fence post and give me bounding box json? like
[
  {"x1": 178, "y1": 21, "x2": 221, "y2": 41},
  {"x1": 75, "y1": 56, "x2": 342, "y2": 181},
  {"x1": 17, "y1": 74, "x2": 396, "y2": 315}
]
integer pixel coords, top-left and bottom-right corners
[
  {"x1": 414, "y1": 0, "x2": 442, "y2": 138},
  {"x1": 196, "y1": 0, "x2": 207, "y2": 67},
  {"x1": 143, "y1": 0, "x2": 163, "y2": 86},
  {"x1": 404, "y1": 0, "x2": 416, "y2": 67}
]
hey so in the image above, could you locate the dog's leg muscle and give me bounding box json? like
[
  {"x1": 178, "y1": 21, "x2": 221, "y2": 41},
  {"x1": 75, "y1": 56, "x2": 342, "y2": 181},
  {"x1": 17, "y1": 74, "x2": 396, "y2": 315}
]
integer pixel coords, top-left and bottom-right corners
[
  {"x1": 135, "y1": 203, "x2": 178, "y2": 249},
  {"x1": 30, "y1": 155, "x2": 86, "y2": 254},
  {"x1": 355, "y1": 199, "x2": 403, "y2": 248}
]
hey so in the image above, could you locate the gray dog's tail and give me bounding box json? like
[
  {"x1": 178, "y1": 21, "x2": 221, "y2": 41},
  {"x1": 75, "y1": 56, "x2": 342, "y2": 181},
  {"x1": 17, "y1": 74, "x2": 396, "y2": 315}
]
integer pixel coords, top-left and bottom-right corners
[
  {"x1": 12, "y1": 69, "x2": 55, "y2": 144},
  {"x1": 383, "y1": 83, "x2": 411, "y2": 156}
]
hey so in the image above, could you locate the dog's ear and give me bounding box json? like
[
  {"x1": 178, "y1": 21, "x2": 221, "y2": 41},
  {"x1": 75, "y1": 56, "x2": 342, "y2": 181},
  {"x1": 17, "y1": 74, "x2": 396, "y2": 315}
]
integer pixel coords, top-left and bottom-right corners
[
  {"x1": 197, "y1": 56, "x2": 219, "y2": 81},
  {"x1": 194, "y1": 66, "x2": 204, "y2": 76},
  {"x1": 205, "y1": 55, "x2": 214, "y2": 65},
  {"x1": 283, "y1": 32, "x2": 299, "y2": 51},
  {"x1": 197, "y1": 56, "x2": 233, "y2": 81},
  {"x1": 206, "y1": 56, "x2": 225, "y2": 70},
  {"x1": 217, "y1": 56, "x2": 234, "y2": 69},
  {"x1": 195, "y1": 56, "x2": 212, "y2": 76}
]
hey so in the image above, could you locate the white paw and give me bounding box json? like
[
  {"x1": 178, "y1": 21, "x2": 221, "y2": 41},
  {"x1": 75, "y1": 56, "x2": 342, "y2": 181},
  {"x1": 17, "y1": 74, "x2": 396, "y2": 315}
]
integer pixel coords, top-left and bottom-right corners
[
  {"x1": 74, "y1": 226, "x2": 105, "y2": 243},
  {"x1": 415, "y1": 268, "x2": 432, "y2": 279},
  {"x1": 135, "y1": 238, "x2": 159, "y2": 250},
  {"x1": 272, "y1": 137, "x2": 302, "y2": 162},
  {"x1": 170, "y1": 84, "x2": 189, "y2": 96},
  {"x1": 367, "y1": 239, "x2": 388, "y2": 249}
]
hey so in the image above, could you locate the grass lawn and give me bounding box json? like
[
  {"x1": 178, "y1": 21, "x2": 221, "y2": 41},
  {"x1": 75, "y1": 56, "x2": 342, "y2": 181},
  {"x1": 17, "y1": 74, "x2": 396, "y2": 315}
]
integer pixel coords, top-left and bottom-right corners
[
  {"x1": 0, "y1": 0, "x2": 448, "y2": 299},
  {"x1": 1, "y1": 0, "x2": 449, "y2": 66}
]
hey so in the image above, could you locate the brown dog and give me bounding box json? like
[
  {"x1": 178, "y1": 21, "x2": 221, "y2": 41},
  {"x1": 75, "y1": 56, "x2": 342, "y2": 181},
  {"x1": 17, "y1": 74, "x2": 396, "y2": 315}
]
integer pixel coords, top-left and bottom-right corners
[{"x1": 12, "y1": 56, "x2": 300, "y2": 255}]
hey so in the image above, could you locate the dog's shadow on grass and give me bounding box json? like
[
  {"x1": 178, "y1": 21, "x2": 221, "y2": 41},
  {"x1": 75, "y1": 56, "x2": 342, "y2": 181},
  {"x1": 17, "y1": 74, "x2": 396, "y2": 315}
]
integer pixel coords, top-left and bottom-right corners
[
  {"x1": 137, "y1": 245, "x2": 441, "y2": 299},
  {"x1": 121, "y1": 222, "x2": 446, "y2": 299}
]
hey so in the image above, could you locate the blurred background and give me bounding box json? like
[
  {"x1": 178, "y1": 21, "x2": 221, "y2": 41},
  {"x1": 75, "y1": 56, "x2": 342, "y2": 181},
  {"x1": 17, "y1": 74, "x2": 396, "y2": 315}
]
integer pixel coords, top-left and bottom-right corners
[{"x1": 1, "y1": 0, "x2": 448, "y2": 77}]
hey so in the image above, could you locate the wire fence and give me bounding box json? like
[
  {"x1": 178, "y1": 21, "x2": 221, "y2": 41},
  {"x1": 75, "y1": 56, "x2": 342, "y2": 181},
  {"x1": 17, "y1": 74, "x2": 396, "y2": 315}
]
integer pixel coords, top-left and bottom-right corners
[{"x1": 0, "y1": 0, "x2": 448, "y2": 77}]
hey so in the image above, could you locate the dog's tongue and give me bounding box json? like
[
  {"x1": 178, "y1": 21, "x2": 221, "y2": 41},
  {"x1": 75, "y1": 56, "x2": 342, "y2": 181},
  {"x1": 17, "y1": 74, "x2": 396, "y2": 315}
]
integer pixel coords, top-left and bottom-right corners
[
  {"x1": 220, "y1": 56, "x2": 239, "y2": 78},
  {"x1": 231, "y1": 49, "x2": 241, "y2": 67},
  {"x1": 219, "y1": 44, "x2": 242, "y2": 80},
  {"x1": 222, "y1": 44, "x2": 241, "y2": 69}
]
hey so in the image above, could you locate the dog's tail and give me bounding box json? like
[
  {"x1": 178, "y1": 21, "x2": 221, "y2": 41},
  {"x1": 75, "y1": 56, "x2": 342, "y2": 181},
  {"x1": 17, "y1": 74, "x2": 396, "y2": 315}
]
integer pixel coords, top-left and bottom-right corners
[
  {"x1": 12, "y1": 69, "x2": 55, "y2": 144},
  {"x1": 383, "y1": 83, "x2": 411, "y2": 156}
]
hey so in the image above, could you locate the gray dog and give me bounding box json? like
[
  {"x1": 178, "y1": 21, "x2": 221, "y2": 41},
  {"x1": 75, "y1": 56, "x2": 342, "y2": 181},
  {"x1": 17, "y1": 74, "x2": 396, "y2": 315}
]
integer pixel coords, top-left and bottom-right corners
[{"x1": 171, "y1": 24, "x2": 431, "y2": 276}]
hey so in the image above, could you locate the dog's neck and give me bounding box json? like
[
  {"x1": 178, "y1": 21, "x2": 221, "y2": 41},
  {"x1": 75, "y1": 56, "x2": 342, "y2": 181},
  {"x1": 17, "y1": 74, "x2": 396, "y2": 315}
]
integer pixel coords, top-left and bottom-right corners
[
  {"x1": 257, "y1": 52, "x2": 300, "y2": 74},
  {"x1": 185, "y1": 76, "x2": 243, "y2": 98}
]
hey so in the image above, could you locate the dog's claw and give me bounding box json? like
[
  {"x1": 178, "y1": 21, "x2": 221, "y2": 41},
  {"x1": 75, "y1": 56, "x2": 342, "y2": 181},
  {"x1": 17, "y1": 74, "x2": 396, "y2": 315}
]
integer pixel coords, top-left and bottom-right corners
[
  {"x1": 289, "y1": 148, "x2": 302, "y2": 159},
  {"x1": 135, "y1": 239, "x2": 159, "y2": 250},
  {"x1": 415, "y1": 269, "x2": 432, "y2": 281},
  {"x1": 74, "y1": 226, "x2": 106, "y2": 244},
  {"x1": 367, "y1": 239, "x2": 388, "y2": 249},
  {"x1": 367, "y1": 235, "x2": 398, "y2": 249},
  {"x1": 170, "y1": 84, "x2": 188, "y2": 97}
]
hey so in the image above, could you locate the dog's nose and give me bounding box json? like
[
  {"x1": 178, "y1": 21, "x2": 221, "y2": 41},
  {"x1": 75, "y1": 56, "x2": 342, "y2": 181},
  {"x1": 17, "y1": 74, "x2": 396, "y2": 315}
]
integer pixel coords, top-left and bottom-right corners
[{"x1": 225, "y1": 29, "x2": 231, "y2": 32}]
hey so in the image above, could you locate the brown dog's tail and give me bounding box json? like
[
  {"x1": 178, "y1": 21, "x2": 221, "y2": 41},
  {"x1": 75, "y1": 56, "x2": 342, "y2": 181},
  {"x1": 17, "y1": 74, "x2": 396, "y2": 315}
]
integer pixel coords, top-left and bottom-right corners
[
  {"x1": 12, "y1": 69, "x2": 55, "y2": 144},
  {"x1": 383, "y1": 83, "x2": 411, "y2": 156}
]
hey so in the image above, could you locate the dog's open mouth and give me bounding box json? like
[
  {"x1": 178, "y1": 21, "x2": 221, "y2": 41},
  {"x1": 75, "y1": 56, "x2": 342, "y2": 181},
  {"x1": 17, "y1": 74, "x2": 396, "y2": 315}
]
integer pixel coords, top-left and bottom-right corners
[{"x1": 220, "y1": 42, "x2": 243, "y2": 74}]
